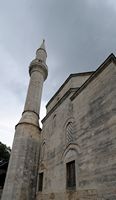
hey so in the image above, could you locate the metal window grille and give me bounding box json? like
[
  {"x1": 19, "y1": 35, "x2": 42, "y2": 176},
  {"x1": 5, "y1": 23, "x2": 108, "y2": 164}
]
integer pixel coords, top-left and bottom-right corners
[{"x1": 66, "y1": 160, "x2": 76, "y2": 189}]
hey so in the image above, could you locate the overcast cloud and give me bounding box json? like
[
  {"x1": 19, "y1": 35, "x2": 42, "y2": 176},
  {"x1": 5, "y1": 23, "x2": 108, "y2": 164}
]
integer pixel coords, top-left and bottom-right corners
[{"x1": 0, "y1": 0, "x2": 116, "y2": 147}]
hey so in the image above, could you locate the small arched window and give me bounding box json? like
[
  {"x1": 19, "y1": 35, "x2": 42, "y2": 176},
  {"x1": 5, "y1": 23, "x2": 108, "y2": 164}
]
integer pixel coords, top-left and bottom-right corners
[{"x1": 66, "y1": 122, "x2": 74, "y2": 144}]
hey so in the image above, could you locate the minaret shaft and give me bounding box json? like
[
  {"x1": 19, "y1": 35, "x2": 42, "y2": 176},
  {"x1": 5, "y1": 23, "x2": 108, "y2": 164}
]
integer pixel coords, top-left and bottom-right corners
[
  {"x1": 24, "y1": 70, "x2": 44, "y2": 115},
  {"x1": 1, "y1": 41, "x2": 48, "y2": 200}
]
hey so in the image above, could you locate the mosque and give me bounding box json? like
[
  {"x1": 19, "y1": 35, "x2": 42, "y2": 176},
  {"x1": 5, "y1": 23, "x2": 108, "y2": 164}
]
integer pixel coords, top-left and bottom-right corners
[{"x1": 1, "y1": 41, "x2": 116, "y2": 200}]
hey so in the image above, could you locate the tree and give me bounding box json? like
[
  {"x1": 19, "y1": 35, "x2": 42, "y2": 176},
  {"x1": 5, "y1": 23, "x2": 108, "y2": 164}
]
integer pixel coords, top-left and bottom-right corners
[{"x1": 0, "y1": 142, "x2": 11, "y2": 189}]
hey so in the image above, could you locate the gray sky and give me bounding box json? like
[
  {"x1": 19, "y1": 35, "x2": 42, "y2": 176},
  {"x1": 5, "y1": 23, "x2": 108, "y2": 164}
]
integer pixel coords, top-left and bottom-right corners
[{"x1": 0, "y1": 0, "x2": 116, "y2": 147}]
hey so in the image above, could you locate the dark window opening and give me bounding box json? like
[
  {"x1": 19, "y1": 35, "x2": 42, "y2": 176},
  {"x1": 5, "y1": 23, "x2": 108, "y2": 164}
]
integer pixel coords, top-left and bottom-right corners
[
  {"x1": 38, "y1": 172, "x2": 43, "y2": 191},
  {"x1": 66, "y1": 160, "x2": 76, "y2": 189}
]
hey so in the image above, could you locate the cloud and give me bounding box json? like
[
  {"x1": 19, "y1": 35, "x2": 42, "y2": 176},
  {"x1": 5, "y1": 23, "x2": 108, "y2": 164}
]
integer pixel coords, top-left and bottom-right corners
[{"x1": 41, "y1": 0, "x2": 116, "y2": 99}]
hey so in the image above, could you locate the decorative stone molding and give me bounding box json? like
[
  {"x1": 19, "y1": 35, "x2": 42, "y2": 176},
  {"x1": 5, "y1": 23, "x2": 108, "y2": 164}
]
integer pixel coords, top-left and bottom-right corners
[
  {"x1": 63, "y1": 117, "x2": 77, "y2": 146},
  {"x1": 29, "y1": 59, "x2": 48, "y2": 80},
  {"x1": 61, "y1": 143, "x2": 80, "y2": 161}
]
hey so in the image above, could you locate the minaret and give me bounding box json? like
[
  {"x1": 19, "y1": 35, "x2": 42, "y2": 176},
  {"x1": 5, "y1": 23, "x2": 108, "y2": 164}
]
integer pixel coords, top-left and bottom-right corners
[{"x1": 1, "y1": 40, "x2": 48, "y2": 200}]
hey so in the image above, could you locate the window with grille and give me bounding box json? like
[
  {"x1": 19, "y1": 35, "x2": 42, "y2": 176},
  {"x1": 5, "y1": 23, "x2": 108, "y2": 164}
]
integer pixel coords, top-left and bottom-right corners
[
  {"x1": 66, "y1": 160, "x2": 76, "y2": 189},
  {"x1": 38, "y1": 172, "x2": 43, "y2": 191},
  {"x1": 66, "y1": 122, "x2": 73, "y2": 144}
]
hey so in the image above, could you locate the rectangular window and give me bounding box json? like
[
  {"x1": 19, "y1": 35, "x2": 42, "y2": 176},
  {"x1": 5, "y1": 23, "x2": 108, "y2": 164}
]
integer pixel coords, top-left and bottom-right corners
[
  {"x1": 66, "y1": 160, "x2": 76, "y2": 189},
  {"x1": 38, "y1": 172, "x2": 43, "y2": 191}
]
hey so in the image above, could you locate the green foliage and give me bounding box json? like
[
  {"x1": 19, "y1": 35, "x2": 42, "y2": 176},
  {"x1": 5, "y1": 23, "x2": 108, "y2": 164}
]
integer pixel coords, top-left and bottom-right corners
[
  {"x1": 0, "y1": 142, "x2": 11, "y2": 162},
  {"x1": 0, "y1": 142, "x2": 11, "y2": 188}
]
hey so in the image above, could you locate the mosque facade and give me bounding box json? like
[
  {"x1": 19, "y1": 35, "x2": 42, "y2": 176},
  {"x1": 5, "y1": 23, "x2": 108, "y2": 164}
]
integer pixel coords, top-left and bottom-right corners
[{"x1": 1, "y1": 41, "x2": 116, "y2": 200}]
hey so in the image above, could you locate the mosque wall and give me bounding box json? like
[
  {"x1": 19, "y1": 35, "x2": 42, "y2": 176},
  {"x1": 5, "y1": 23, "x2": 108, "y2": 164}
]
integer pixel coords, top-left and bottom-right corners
[{"x1": 37, "y1": 60, "x2": 116, "y2": 200}]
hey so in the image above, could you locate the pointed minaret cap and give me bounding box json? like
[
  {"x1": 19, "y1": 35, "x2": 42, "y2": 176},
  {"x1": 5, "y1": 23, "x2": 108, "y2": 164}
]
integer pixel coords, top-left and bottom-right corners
[
  {"x1": 29, "y1": 40, "x2": 48, "y2": 79},
  {"x1": 36, "y1": 39, "x2": 47, "y2": 63},
  {"x1": 40, "y1": 39, "x2": 46, "y2": 51}
]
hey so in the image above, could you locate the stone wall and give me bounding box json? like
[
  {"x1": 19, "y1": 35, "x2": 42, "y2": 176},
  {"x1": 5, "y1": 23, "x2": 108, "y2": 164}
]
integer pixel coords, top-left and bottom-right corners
[
  {"x1": 72, "y1": 61, "x2": 116, "y2": 199},
  {"x1": 37, "y1": 190, "x2": 98, "y2": 200},
  {"x1": 37, "y1": 60, "x2": 116, "y2": 199}
]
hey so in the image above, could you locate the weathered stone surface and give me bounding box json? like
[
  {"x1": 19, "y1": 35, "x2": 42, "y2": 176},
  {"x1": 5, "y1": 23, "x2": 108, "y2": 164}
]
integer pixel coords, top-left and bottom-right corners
[
  {"x1": 36, "y1": 190, "x2": 98, "y2": 200},
  {"x1": 37, "y1": 57, "x2": 116, "y2": 200},
  {"x1": 2, "y1": 123, "x2": 40, "y2": 200}
]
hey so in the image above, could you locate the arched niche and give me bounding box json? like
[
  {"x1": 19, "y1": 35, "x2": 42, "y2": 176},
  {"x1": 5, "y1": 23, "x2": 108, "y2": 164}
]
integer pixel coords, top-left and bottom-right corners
[
  {"x1": 63, "y1": 118, "x2": 77, "y2": 146},
  {"x1": 61, "y1": 143, "x2": 80, "y2": 162},
  {"x1": 61, "y1": 143, "x2": 80, "y2": 190}
]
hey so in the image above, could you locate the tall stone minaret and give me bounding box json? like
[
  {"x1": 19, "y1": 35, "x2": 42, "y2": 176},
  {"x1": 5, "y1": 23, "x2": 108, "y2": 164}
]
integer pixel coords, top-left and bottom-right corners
[{"x1": 1, "y1": 40, "x2": 48, "y2": 200}]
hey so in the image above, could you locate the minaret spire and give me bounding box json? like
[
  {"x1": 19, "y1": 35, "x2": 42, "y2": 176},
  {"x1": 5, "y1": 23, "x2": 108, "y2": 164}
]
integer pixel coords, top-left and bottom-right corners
[
  {"x1": 1, "y1": 41, "x2": 48, "y2": 200},
  {"x1": 40, "y1": 39, "x2": 46, "y2": 50},
  {"x1": 36, "y1": 39, "x2": 47, "y2": 64}
]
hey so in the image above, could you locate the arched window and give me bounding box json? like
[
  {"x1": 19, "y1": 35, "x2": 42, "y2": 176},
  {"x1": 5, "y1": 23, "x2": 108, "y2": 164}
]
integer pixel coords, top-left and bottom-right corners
[
  {"x1": 66, "y1": 160, "x2": 76, "y2": 189},
  {"x1": 66, "y1": 122, "x2": 74, "y2": 144},
  {"x1": 62, "y1": 144, "x2": 80, "y2": 191}
]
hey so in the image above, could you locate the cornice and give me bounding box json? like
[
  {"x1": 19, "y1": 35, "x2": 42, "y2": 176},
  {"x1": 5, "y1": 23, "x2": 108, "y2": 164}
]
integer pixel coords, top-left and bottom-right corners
[
  {"x1": 70, "y1": 53, "x2": 116, "y2": 101},
  {"x1": 46, "y1": 71, "x2": 94, "y2": 108},
  {"x1": 42, "y1": 88, "x2": 78, "y2": 123}
]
